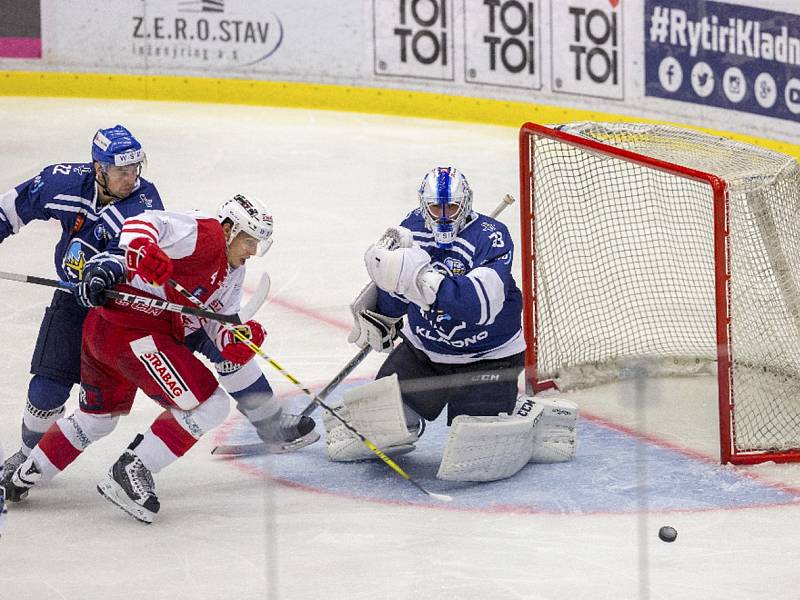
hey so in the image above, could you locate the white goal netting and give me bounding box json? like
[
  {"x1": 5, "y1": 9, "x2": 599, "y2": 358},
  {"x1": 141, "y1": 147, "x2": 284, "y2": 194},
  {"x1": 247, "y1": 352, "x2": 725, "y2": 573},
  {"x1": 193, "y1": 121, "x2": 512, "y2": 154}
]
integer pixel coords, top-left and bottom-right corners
[{"x1": 522, "y1": 121, "x2": 800, "y2": 462}]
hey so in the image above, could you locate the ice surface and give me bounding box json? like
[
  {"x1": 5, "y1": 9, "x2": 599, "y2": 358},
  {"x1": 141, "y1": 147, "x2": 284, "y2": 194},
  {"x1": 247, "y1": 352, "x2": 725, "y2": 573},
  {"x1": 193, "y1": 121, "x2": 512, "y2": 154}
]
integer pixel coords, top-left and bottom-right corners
[{"x1": 1, "y1": 98, "x2": 800, "y2": 600}]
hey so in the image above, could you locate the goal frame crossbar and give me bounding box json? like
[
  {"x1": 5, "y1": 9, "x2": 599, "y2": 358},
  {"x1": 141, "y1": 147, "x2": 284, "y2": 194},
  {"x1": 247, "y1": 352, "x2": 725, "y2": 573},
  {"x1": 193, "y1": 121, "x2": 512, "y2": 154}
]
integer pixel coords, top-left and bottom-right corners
[{"x1": 518, "y1": 121, "x2": 800, "y2": 465}]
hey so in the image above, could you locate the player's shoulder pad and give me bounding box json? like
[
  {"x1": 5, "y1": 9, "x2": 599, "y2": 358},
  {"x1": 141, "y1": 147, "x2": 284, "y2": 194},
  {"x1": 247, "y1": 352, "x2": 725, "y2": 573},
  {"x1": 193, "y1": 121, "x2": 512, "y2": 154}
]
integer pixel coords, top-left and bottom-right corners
[
  {"x1": 31, "y1": 162, "x2": 93, "y2": 197},
  {"x1": 131, "y1": 178, "x2": 164, "y2": 210},
  {"x1": 400, "y1": 208, "x2": 426, "y2": 230},
  {"x1": 465, "y1": 212, "x2": 511, "y2": 240}
]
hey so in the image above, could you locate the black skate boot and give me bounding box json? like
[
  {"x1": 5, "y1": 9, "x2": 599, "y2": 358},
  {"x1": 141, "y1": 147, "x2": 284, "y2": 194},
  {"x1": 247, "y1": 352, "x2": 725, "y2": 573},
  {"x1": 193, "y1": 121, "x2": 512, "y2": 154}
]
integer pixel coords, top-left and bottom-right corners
[
  {"x1": 255, "y1": 412, "x2": 320, "y2": 453},
  {"x1": 2, "y1": 457, "x2": 42, "y2": 502},
  {"x1": 97, "y1": 435, "x2": 160, "y2": 524},
  {"x1": 0, "y1": 450, "x2": 28, "y2": 499}
]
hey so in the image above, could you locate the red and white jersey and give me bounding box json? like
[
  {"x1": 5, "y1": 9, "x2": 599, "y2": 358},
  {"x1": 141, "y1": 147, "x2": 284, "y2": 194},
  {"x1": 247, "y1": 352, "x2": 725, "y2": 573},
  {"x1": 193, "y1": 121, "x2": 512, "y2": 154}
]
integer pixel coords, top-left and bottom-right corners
[
  {"x1": 182, "y1": 261, "x2": 247, "y2": 348},
  {"x1": 100, "y1": 209, "x2": 230, "y2": 340}
]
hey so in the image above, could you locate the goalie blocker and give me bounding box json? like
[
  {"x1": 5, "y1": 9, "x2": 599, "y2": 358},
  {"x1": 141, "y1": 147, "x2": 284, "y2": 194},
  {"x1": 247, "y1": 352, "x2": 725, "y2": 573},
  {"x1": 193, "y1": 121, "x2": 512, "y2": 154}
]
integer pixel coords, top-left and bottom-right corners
[{"x1": 323, "y1": 376, "x2": 577, "y2": 482}]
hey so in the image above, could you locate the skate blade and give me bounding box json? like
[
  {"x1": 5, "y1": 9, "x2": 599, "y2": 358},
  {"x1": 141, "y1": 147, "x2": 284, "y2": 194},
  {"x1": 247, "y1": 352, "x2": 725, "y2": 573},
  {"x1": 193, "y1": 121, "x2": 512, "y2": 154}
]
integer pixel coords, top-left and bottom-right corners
[
  {"x1": 212, "y1": 430, "x2": 321, "y2": 456},
  {"x1": 97, "y1": 478, "x2": 155, "y2": 524}
]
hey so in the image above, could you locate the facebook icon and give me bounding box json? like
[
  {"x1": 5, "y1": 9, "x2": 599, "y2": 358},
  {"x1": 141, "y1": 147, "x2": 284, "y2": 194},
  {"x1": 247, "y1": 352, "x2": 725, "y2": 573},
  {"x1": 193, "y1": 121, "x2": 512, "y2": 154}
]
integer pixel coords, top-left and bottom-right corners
[{"x1": 658, "y1": 56, "x2": 683, "y2": 93}]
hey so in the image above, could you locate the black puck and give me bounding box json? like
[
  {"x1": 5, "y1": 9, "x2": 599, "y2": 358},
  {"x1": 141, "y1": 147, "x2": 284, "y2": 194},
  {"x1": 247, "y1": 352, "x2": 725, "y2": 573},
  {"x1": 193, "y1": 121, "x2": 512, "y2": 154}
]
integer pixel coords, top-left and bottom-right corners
[{"x1": 658, "y1": 526, "x2": 677, "y2": 543}]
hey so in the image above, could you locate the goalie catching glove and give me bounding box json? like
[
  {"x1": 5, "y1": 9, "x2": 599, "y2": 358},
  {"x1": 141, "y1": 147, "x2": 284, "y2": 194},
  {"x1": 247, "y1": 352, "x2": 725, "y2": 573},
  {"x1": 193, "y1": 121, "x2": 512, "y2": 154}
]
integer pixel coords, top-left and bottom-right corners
[
  {"x1": 75, "y1": 254, "x2": 125, "y2": 308},
  {"x1": 217, "y1": 320, "x2": 267, "y2": 365},
  {"x1": 125, "y1": 237, "x2": 173, "y2": 286},
  {"x1": 363, "y1": 245, "x2": 443, "y2": 311}
]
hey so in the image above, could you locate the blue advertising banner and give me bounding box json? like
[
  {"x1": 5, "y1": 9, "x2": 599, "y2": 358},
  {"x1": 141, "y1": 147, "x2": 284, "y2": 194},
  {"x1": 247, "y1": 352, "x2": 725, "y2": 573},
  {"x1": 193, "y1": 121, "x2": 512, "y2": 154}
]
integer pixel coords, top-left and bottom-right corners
[{"x1": 645, "y1": 0, "x2": 800, "y2": 122}]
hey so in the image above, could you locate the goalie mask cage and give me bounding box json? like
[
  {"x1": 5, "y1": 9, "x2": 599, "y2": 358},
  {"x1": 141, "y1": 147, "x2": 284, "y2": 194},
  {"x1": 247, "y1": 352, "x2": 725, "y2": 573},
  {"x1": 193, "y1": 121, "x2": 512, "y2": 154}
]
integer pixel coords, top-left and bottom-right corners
[{"x1": 519, "y1": 121, "x2": 800, "y2": 465}]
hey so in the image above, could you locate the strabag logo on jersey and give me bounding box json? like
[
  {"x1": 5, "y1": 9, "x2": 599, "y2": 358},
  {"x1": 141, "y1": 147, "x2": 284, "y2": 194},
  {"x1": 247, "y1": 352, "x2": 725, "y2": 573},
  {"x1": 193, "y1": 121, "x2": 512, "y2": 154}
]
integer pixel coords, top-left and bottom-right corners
[
  {"x1": 464, "y1": 0, "x2": 542, "y2": 90},
  {"x1": 645, "y1": 0, "x2": 800, "y2": 122},
  {"x1": 373, "y1": 0, "x2": 455, "y2": 80},
  {"x1": 551, "y1": 0, "x2": 624, "y2": 100},
  {"x1": 138, "y1": 351, "x2": 189, "y2": 399},
  {"x1": 130, "y1": 0, "x2": 284, "y2": 68}
]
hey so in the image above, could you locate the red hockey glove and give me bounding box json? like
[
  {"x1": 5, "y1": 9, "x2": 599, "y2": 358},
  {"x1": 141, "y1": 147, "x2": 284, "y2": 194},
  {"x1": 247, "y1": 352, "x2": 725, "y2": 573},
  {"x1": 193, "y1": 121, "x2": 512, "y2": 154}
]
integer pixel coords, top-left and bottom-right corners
[
  {"x1": 219, "y1": 320, "x2": 266, "y2": 365},
  {"x1": 126, "y1": 237, "x2": 173, "y2": 286}
]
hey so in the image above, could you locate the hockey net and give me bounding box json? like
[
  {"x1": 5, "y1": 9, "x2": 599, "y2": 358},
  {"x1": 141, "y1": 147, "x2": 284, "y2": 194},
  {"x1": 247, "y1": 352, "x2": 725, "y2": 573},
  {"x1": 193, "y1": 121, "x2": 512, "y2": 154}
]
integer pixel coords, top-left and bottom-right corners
[{"x1": 519, "y1": 121, "x2": 800, "y2": 464}]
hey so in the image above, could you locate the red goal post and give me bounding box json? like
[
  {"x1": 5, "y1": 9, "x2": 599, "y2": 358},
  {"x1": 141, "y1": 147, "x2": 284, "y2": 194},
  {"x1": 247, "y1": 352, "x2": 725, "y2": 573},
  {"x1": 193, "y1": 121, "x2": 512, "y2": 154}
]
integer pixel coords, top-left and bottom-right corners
[{"x1": 518, "y1": 121, "x2": 800, "y2": 465}]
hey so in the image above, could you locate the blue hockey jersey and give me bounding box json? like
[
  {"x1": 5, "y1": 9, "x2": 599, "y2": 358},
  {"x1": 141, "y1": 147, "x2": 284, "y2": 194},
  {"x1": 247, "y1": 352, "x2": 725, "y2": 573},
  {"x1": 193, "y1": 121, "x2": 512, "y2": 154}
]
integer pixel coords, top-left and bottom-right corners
[
  {"x1": 377, "y1": 208, "x2": 526, "y2": 364},
  {"x1": 0, "y1": 163, "x2": 163, "y2": 282}
]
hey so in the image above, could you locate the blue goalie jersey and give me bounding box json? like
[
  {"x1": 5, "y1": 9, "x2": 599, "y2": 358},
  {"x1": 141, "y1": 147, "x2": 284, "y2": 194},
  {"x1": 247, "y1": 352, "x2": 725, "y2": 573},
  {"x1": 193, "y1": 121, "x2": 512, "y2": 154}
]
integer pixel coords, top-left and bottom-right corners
[
  {"x1": 0, "y1": 163, "x2": 163, "y2": 282},
  {"x1": 377, "y1": 208, "x2": 527, "y2": 364}
]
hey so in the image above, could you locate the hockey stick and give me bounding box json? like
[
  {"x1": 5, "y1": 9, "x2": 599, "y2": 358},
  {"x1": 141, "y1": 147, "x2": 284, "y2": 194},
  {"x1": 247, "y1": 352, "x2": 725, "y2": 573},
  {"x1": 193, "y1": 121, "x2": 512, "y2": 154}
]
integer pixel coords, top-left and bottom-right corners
[
  {"x1": 0, "y1": 270, "x2": 243, "y2": 325},
  {"x1": 294, "y1": 193, "x2": 518, "y2": 419},
  {"x1": 168, "y1": 278, "x2": 451, "y2": 502},
  {"x1": 238, "y1": 272, "x2": 271, "y2": 322}
]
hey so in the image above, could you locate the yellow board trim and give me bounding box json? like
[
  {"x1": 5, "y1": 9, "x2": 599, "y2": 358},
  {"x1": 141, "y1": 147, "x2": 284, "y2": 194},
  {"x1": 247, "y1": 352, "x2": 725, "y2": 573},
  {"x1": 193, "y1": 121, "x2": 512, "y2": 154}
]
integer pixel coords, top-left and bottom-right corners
[{"x1": 2, "y1": 70, "x2": 800, "y2": 161}]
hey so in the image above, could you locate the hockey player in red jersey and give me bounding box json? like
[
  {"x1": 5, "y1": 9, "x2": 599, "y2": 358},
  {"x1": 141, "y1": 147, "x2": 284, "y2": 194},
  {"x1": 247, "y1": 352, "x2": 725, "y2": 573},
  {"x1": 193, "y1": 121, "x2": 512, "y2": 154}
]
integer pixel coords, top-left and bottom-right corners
[{"x1": 3, "y1": 200, "x2": 301, "y2": 523}]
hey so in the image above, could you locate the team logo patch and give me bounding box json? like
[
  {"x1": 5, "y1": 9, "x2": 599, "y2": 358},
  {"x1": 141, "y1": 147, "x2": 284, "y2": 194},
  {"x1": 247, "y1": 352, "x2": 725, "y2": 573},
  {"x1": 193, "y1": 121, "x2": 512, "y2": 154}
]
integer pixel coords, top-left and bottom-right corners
[
  {"x1": 30, "y1": 176, "x2": 44, "y2": 194},
  {"x1": 78, "y1": 383, "x2": 105, "y2": 411},
  {"x1": 71, "y1": 214, "x2": 85, "y2": 234},
  {"x1": 137, "y1": 351, "x2": 190, "y2": 400},
  {"x1": 444, "y1": 257, "x2": 466, "y2": 275},
  {"x1": 63, "y1": 240, "x2": 87, "y2": 281}
]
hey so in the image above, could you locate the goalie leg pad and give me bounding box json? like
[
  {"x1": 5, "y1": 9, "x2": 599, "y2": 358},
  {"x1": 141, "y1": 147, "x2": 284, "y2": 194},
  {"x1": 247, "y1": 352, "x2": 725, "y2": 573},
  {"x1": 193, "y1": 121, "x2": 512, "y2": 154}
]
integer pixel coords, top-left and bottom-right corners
[
  {"x1": 516, "y1": 395, "x2": 578, "y2": 463},
  {"x1": 324, "y1": 374, "x2": 419, "y2": 462},
  {"x1": 436, "y1": 405, "x2": 543, "y2": 482}
]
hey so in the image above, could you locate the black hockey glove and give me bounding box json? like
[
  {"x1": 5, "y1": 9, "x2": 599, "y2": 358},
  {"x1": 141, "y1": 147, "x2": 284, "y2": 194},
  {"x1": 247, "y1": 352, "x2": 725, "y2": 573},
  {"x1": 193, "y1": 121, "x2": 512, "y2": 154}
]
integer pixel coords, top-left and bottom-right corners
[{"x1": 76, "y1": 257, "x2": 124, "y2": 308}]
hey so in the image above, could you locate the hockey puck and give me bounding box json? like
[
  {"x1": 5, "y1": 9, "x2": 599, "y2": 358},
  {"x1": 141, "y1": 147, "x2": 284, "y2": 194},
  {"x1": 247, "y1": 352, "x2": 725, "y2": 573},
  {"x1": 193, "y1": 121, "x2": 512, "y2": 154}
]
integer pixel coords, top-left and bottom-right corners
[{"x1": 658, "y1": 526, "x2": 678, "y2": 543}]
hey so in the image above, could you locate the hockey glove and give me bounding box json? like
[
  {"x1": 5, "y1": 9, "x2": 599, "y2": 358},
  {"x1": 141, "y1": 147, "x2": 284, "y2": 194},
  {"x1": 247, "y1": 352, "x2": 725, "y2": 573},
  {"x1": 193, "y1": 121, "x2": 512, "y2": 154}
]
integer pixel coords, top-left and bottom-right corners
[
  {"x1": 378, "y1": 226, "x2": 414, "y2": 250},
  {"x1": 126, "y1": 237, "x2": 173, "y2": 286},
  {"x1": 219, "y1": 320, "x2": 267, "y2": 365},
  {"x1": 349, "y1": 310, "x2": 401, "y2": 352},
  {"x1": 76, "y1": 256, "x2": 125, "y2": 308},
  {"x1": 364, "y1": 245, "x2": 444, "y2": 311}
]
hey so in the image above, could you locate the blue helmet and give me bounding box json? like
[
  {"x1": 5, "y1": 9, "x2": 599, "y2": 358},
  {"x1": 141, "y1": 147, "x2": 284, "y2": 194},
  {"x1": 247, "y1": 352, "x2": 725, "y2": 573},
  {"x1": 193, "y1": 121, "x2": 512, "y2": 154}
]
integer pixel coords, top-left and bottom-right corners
[
  {"x1": 418, "y1": 166, "x2": 473, "y2": 248},
  {"x1": 91, "y1": 125, "x2": 145, "y2": 167}
]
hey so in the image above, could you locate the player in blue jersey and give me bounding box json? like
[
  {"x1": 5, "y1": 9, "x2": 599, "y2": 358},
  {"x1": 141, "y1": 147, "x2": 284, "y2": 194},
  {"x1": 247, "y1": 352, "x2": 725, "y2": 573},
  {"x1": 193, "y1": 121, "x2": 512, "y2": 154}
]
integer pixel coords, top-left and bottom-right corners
[
  {"x1": 0, "y1": 125, "x2": 164, "y2": 484},
  {"x1": 325, "y1": 167, "x2": 577, "y2": 481}
]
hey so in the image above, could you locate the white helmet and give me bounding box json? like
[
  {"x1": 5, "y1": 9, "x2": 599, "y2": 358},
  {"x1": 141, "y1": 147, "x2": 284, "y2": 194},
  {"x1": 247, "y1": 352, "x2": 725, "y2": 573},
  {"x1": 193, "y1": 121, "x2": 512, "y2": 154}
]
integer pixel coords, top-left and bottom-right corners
[
  {"x1": 217, "y1": 194, "x2": 274, "y2": 256},
  {"x1": 418, "y1": 166, "x2": 473, "y2": 248}
]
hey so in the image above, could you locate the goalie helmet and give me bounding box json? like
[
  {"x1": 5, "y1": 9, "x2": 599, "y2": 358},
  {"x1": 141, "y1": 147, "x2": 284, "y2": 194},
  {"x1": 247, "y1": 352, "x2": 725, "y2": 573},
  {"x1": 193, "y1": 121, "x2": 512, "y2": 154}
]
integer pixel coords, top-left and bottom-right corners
[
  {"x1": 418, "y1": 166, "x2": 473, "y2": 248},
  {"x1": 91, "y1": 125, "x2": 145, "y2": 168},
  {"x1": 217, "y1": 194, "x2": 274, "y2": 256}
]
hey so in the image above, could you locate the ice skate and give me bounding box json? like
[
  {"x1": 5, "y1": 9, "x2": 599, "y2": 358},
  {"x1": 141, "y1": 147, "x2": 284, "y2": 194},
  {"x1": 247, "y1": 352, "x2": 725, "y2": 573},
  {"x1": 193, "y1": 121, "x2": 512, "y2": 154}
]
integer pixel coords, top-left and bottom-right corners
[
  {"x1": 2, "y1": 457, "x2": 42, "y2": 502},
  {"x1": 97, "y1": 449, "x2": 160, "y2": 524},
  {"x1": 0, "y1": 450, "x2": 27, "y2": 496},
  {"x1": 256, "y1": 412, "x2": 320, "y2": 453}
]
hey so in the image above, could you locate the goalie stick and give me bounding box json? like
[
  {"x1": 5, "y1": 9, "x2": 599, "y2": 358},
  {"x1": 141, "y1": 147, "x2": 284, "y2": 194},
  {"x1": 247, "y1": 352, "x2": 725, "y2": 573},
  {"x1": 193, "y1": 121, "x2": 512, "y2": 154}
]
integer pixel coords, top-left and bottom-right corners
[
  {"x1": 213, "y1": 194, "x2": 518, "y2": 457},
  {"x1": 169, "y1": 279, "x2": 452, "y2": 502},
  {"x1": 0, "y1": 270, "x2": 244, "y2": 324}
]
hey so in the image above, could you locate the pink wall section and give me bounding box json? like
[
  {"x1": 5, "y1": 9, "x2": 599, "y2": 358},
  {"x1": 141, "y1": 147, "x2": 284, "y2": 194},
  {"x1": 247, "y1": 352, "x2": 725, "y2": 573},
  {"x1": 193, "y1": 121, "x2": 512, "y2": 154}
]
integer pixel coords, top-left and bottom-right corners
[{"x1": 0, "y1": 37, "x2": 41, "y2": 58}]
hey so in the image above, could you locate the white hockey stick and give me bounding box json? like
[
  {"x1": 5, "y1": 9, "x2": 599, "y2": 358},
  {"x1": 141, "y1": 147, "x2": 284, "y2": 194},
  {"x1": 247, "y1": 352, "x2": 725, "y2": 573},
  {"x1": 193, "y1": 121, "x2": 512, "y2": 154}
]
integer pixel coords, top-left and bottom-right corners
[{"x1": 237, "y1": 272, "x2": 271, "y2": 322}]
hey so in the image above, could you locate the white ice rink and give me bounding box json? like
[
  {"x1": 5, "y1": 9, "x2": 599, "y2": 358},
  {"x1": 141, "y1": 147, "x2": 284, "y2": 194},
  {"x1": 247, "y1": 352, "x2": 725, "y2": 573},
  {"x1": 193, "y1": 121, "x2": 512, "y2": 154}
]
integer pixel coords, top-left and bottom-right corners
[{"x1": 1, "y1": 97, "x2": 800, "y2": 600}]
